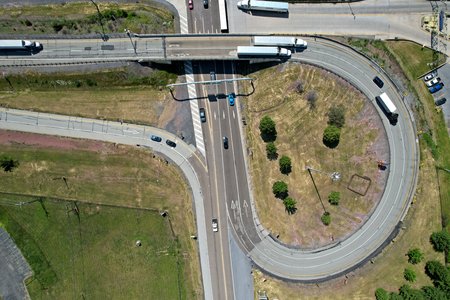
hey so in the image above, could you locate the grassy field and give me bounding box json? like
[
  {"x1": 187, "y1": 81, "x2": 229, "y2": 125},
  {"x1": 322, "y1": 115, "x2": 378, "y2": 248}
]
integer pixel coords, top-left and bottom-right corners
[
  {"x1": 0, "y1": 68, "x2": 177, "y2": 126},
  {"x1": 244, "y1": 63, "x2": 387, "y2": 248},
  {"x1": 0, "y1": 132, "x2": 201, "y2": 299},
  {"x1": 252, "y1": 40, "x2": 449, "y2": 299},
  {"x1": 0, "y1": 2, "x2": 174, "y2": 34}
]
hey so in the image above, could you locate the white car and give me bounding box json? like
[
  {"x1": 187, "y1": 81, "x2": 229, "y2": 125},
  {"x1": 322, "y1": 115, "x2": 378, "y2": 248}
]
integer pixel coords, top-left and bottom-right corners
[
  {"x1": 426, "y1": 77, "x2": 441, "y2": 87},
  {"x1": 424, "y1": 73, "x2": 435, "y2": 81},
  {"x1": 212, "y1": 218, "x2": 218, "y2": 232}
]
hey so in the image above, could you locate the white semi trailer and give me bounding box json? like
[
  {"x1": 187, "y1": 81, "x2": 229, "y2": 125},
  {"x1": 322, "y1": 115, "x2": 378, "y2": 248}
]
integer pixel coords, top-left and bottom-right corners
[
  {"x1": 237, "y1": 46, "x2": 291, "y2": 58},
  {"x1": 237, "y1": 0, "x2": 288, "y2": 13},
  {"x1": 0, "y1": 40, "x2": 43, "y2": 51},
  {"x1": 254, "y1": 36, "x2": 307, "y2": 48},
  {"x1": 376, "y1": 92, "x2": 399, "y2": 125}
]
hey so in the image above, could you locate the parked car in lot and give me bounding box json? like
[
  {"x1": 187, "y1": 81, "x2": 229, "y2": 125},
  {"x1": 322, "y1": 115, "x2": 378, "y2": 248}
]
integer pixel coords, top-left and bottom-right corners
[
  {"x1": 426, "y1": 77, "x2": 441, "y2": 87},
  {"x1": 199, "y1": 108, "x2": 206, "y2": 122},
  {"x1": 188, "y1": 0, "x2": 193, "y2": 10},
  {"x1": 166, "y1": 139, "x2": 177, "y2": 147},
  {"x1": 429, "y1": 82, "x2": 444, "y2": 94},
  {"x1": 228, "y1": 93, "x2": 235, "y2": 106},
  {"x1": 373, "y1": 76, "x2": 384, "y2": 88},
  {"x1": 435, "y1": 97, "x2": 447, "y2": 106},
  {"x1": 150, "y1": 135, "x2": 162, "y2": 142},
  {"x1": 212, "y1": 218, "x2": 218, "y2": 232},
  {"x1": 223, "y1": 136, "x2": 229, "y2": 149},
  {"x1": 424, "y1": 73, "x2": 435, "y2": 81}
]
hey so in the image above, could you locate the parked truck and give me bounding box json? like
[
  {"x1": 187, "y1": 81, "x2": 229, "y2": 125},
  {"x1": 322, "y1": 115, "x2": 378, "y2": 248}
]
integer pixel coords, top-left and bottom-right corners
[
  {"x1": 375, "y1": 92, "x2": 398, "y2": 125},
  {"x1": 254, "y1": 36, "x2": 307, "y2": 48},
  {"x1": 237, "y1": 46, "x2": 291, "y2": 58},
  {"x1": 237, "y1": 0, "x2": 288, "y2": 13},
  {"x1": 0, "y1": 40, "x2": 43, "y2": 52}
]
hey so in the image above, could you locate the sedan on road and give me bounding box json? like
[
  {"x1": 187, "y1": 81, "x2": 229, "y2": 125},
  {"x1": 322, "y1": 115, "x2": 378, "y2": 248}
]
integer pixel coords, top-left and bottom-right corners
[
  {"x1": 424, "y1": 73, "x2": 435, "y2": 81},
  {"x1": 199, "y1": 108, "x2": 206, "y2": 123},
  {"x1": 212, "y1": 218, "x2": 218, "y2": 232},
  {"x1": 188, "y1": 0, "x2": 193, "y2": 10},
  {"x1": 373, "y1": 76, "x2": 384, "y2": 88},
  {"x1": 166, "y1": 139, "x2": 177, "y2": 147},
  {"x1": 150, "y1": 135, "x2": 162, "y2": 142},
  {"x1": 223, "y1": 136, "x2": 229, "y2": 149},
  {"x1": 228, "y1": 93, "x2": 235, "y2": 106}
]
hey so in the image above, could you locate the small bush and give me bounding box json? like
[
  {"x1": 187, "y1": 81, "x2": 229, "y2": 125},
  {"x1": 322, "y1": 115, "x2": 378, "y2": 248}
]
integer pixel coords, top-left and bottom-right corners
[
  {"x1": 323, "y1": 125, "x2": 340, "y2": 148},
  {"x1": 321, "y1": 212, "x2": 331, "y2": 226},
  {"x1": 266, "y1": 142, "x2": 278, "y2": 160},
  {"x1": 327, "y1": 105, "x2": 346, "y2": 128},
  {"x1": 272, "y1": 181, "x2": 288, "y2": 199},
  {"x1": 328, "y1": 191, "x2": 340, "y2": 205},
  {"x1": 406, "y1": 248, "x2": 423, "y2": 264},
  {"x1": 283, "y1": 197, "x2": 297, "y2": 215},
  {"x1": 279, "y1": 155, "x2": 292, "y2": 175},
  {"x1": 0, "y1": 157, "x2": 19, "y2": 172},
  {"x1": 259, "y1": 115, "x2": 277, "y2": 142},
  {"x1": 404, "y1": 268, "x2": 416, "y2": 282},
  {"x1": 306, "y1": 90, "x2": 317, "y2": 109},
  {"x1": 375, "y1": 288, "x2": 389, "y2": 300},
  {"x1": 430, "y1": 230, "x2": 450, "y2": 253}
]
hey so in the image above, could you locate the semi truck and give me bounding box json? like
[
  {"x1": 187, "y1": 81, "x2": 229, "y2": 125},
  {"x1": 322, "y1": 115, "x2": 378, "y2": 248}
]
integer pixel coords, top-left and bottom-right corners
[
  {"x1": 237, "y1": 0, "x2": 288, "y2": 13},
  {"x1": 375, "y1": 92, "x2": 398, "y2": 125},
  {"x1": 0, "y1": 40, "x2": 43, "y2": 51},
  {"x1": 237, "y1": 46, "x2": 291, "y2": 58},
  {"x1": 254, "y1": 36, "x2": 307, "y2": 48}
]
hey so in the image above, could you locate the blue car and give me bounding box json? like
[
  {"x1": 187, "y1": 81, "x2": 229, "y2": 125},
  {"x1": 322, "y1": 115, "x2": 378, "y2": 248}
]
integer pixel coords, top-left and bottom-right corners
[
  {"x1": 429, "y1": 83, "x2": 444, "y2": 94},
  {"x1": 150, "y1": 135, "x2": 162, "y2": 142},
  {"x1": 228, "y1": 93, "x2": 235, "y2": 106}
]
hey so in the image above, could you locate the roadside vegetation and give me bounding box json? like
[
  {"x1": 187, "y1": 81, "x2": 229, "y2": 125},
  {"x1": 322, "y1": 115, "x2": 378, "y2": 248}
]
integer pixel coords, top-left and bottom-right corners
[
  {"x1": 0, "y1": 67, "x2": 178, "y2": 126},
  {"x1": 0, "y1": 132, "x2": 201, "y2": 299},
  {"x1": 252, "y1": 39, "x2": 449, "y2": 299},
  {"x1": 0, "y1": 2, "x2": 174, "y2": 35}
]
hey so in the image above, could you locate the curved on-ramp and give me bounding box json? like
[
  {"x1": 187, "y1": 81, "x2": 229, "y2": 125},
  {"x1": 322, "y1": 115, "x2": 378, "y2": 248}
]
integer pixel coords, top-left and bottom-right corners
[{"x1": 233, "y1": 37, "x2": 419, "y2": 282}]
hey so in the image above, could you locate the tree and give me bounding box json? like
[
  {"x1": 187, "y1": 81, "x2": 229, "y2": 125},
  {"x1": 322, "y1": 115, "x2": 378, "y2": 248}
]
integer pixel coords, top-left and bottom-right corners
[
  {"x1": 430, "y1": 230, "x2": 450, "y2": 253},
  {"x1": 398, "y1": 284, "x2": 424, "y2": 300},
  {"x1": 328, "y1": 191, "x2": 340, "y2": 206},
  {"x1": 272, "y1": 181, "x2": 288, "y2": 199},
  {"x1": 323, "y1": 125, "x2": 341, "y2": 148},
  {"x1": 321, "y1": 212, "x2": 331, "y2": 226},
  {"x1": 375, "y1": 288, "x2": 389, "y2": 300},
  {"x1": 421, "y1": 286, "x2": 448, "y2": 300},
  {"x1": 0, "y1": 156, "x2": 19, "y2": 172},
  {"x1": 424, "y1": 260, "x2": 450, "y2": 294},
  {"x1": 404, "y1": 268, "x2": 417, "y2": 282},
  {"x1": 306, "y1": 90, "x2": 318, "y2": 109},
  {"x1": 266, "y1": 142, "x2": 278, "y2": 160},
  {"x1": 283, "y1": 197, "x2": 297, "y2": 214},
  {"x1": 259, "y1": 115, "x2": 277, "y2": 142},
  {"x1": 295, "y1": 81, "x2": 304, "y2": 94},
  {"x1": 327, "y1": 104, "x2": 346, "y2": 128},
  {"x1": 407, "y1": 248, "x2": 424, "y2": 264},
  {"x1": 279, "y1": 155, "x2": 292, "y2": 174}
]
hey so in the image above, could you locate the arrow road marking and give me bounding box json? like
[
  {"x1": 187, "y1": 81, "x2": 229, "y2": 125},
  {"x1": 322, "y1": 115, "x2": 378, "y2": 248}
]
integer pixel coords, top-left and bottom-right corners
[{"x1": 243, "y1": 200, "x2": 249, "y2": 218}]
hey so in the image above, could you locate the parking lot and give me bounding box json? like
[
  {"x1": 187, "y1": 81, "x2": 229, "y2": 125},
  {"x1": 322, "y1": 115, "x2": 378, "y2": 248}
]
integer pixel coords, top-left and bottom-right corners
[{"x1": 425, "y1": 64, "x2": 450, "y2": 133}]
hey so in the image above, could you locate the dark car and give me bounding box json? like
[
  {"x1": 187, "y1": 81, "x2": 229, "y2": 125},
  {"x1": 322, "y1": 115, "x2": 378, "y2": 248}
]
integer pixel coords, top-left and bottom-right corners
[
  {"x1": 435, "y1": 97, "x2": 447, "y2": 106},
  {"x1": 150, "y1": 135, "x2": 162, "y2": 142},
  {"x1": 199, "y1": 108, "x2": 206, "y2": 123},
  {"x1": 373, "y1": 76, "x2": 384, "y2": 88},
  {"x1": 166, "y1": 139, "x2": 177, "y2": 147},
  {"x1": 223, "y1": 136, "x2": 228, "y2": 149},
  {"x1": 188, "y1": 0, "x2": 193, "y2": 10},
  {"x1": 203, "y1": 0, "x2": 208, "y2": 8}
]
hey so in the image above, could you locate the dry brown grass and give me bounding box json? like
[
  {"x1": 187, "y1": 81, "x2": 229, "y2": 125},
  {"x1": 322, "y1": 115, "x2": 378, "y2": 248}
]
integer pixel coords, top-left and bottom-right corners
[
  {"x1": 245, "y1": 63, "x2": 388, "y2": 248},
  {"x1": 253, "y1": 147, "x2": 444, "y2": 299}
]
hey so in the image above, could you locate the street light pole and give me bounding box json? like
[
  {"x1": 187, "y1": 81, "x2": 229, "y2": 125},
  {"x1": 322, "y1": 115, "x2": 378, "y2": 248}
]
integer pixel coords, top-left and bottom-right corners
[{"x1": 125, "y1": 29, "x2": 137, "y2": 54}]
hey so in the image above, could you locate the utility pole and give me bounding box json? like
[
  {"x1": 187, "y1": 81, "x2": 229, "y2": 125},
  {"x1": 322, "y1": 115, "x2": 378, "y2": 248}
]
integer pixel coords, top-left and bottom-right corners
[
  {"x1": 89, "y1": 0, "x2": 108, "y2": 41},
  {"x1": 306, "y1": 167, "x2": 327, "y2": 213}
]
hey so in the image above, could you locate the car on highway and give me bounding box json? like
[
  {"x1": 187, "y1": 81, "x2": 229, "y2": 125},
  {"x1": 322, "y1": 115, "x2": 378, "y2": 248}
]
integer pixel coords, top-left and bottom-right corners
[
  {"x1": 166, "y1": 139, "x2": 177, "y2": 147},
  {"x1": 228, "y1": 93, "x2": 235, "y2": 106},
  {"x1": 212, "y1": 218, "x2": 218, "y2": 232},
  {"x1": 425, "y1": 77, "x2": 441, "y2": 87},
  {"x1": 188, "y1": 0, "x2": 193, "y2": 10},
  {"x1": 150, "y1": 135, "x2": 162, "y2": 142},
  {"x1": 203, "y1": 0, "x2": 208, "y2": 8},
  {"x1": 435, "y1": 97, "x2": 447, "y2": 106},
  {"x1": 373, "y1": 76, "x2": 384, "y2": 88},
  {"x1": 429, "y1": 82, "x2": 444, "y2": 94},
  {"x1": 424, "y1": 73, "x2": 435, "y2": 81},
  {"x1": 199, "y1": 108, "x2": 206, "y2": 122},
  {"x1": 210, "y1": 71, "x2": 216, "y2": 81},
  {"x1": 223, "y1": 136, "x2": 228, "y2": 149}
]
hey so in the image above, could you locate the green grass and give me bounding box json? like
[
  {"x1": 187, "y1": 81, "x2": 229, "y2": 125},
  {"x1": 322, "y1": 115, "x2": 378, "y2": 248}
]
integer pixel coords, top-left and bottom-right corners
[
  {"x1": 0, "y1": 137, "x2": 201, "y2": 299},
  {"x1": 0, "y1": 198, "x2": 185, "y2": 299},
  {"x1": 0, "y1": 2, "x2": 174, "y2": 34}
]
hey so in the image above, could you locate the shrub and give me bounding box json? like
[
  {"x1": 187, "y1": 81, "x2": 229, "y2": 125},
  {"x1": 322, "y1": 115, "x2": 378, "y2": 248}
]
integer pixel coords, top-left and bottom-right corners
[
  {"x1": 323, "y1": 125, "x2": 340, "y2": 148},
  {"x1": 321, "y1": 212, "x2": 331, "y2": 226},
  {"x1": 430, "y1": 230, "x2": 450, "y2": 253},
  {"x1": 328, "y1": 191, "x2": 340, "y2": 205},
  {"x1": 279, "y1": 155, "x2": 292, "y2": 175},
  {"x1": 374, "y1": 288, "x2": 389, "y2": 300},
  {"x1": 259, "y1": 115, "x2": 277, "y2": 142},
  {"x1": 266, "y1": 142, "x2": 278, "y2": 160},
  {"x1": 306, "y1": 90, "x2": 317, "y2": 109},
  {"x1": 0, "y1": 157, "x2": 19, "y2": 172},
  {"x1": 404, "y1": 268, "x2": 416, "y2": 282},
  {"x1": 283, "y1": 197, "x2": 297, "y2": 214},
  {"x1": 295, "y1": 81, "x2": 304, "y2": 94},
  {"x1": 406, "y1": 248, "x2": 424, "y2": 264},
  {"x1": 327, "y1": 104, "x2": 346, "y2": 128},
  {"x1": 272, "y1": 181, "x2": 288, "y2": 199}
]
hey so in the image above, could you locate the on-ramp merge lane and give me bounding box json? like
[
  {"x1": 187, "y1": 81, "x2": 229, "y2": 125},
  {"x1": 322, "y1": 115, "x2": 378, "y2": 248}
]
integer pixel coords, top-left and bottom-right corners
[{"x1": 225, "y1": 37, "x2": 418, "y2": 281}]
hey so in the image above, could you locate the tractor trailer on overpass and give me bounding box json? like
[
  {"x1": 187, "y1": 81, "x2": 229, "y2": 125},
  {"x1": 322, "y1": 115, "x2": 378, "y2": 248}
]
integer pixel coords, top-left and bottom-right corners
[
  {"x1": 253, "y1": 36, "x2": 307, "y2": 48},
  {"x1": 376, "y1": 92, "x2": 398, "y2": 125},
  {"x1": 237, "y1": 0, "x2": 288, "y2": 13},
  {"x1": 237, "y1": 46, "x2": 291, "y2": 58},
  {"x1": 0, "y1": 40, "x2": 43, "y2": 52}
]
